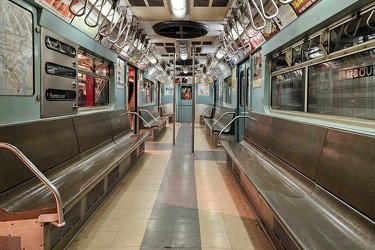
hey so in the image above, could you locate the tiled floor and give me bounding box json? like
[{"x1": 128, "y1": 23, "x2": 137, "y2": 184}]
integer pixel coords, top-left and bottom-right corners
[{"x1": 69, "y1": 124, "x2": 272, "y2": 250}]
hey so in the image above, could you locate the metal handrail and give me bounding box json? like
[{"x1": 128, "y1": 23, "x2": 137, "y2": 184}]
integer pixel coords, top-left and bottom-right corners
[
  {"x1": 121, "y1": 112, "x2": 152, "y2": 136},
  {"x1": 0, "y1": 143, "x2": 65, "y2": 227},
  {"x1": 201, "y1": 106, "x2": 215, "y2": 117},
  {"x1": 138, "y1": 109, "x2": 160, "y2": 125},
  {"x1": 217, "y1": 115, "x2": 257, "y2": 146},
  {"x1": 157, "y1": 105, "x2": 173, "y2": 116},
  {"x1": 212, "y1": 111, "x2": 236, "y2": 134}
]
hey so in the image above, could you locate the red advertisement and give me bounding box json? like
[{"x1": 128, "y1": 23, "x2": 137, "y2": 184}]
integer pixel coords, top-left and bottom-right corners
[
  {"x1": 290, "y1": 0, "x2": 319, "y2": 16},
  {"x1": 86, "y1": 75, "x2": 95, "y2": 106}
]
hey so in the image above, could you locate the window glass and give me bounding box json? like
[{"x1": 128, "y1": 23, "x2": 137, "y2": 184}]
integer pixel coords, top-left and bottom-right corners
[
  {"x1": 270, "y1": 52, "x2": 289, "y2": 72},
  {"x1": 329, "y1": 10, "x2": 375, "y2": 53},
  {"x1": 292, "y1": 36, "x2": 322, "y2": 65},
  {"x1": 224, "y1": 76, "x2": 232, "y2": 105},
  {"x1": 308, "y1": 49, "x2": 375, "y2": 120},
  {"x1": 271, "y1": 69, "x2": 305, "y2": 111},
  {"x1": 77, "y1": 51, "x2": 112, "y2": 108},
  {"x1": 141, "y1": 78, "x2": 153, "y2": 104},
  {"x1": 0, "y1": 1, "x2": 33, "y2": 96}
]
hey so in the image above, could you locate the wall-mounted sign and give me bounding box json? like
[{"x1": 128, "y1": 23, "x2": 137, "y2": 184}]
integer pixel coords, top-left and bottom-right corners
[
  {"x1": 164, "y1": 84, "x2": 173, "y2": 95},
  {"x1": 45, "y1": 62, "x2": 76, "y2": 79},
  {"x1": 45, "y1": 88, "x2": 76, "y2": 101},
  {"x1": 45, "y1": 36, "x2": 76, "y2": 57},
  {"x1": 198, "y1": 83, "x2": 209, "y2": 96}
]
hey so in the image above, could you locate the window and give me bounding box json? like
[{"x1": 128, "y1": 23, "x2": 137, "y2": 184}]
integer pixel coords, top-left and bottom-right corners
[
  {"x1": 77, "y1": 52, "x2": 112, "y2": 108},
  {"x1": 292, "y1": 36, "x2": 323, "y2": 65},
  {"x1": 271, "y1": 69, "x2": 305, "y2": 111},
  {"x1": 0, "y1": 1, "x2": 33, "y2": 96},
  {"x1": 224, "y1": 76, "x2": 232, "y2": 105},
  {"x1": 329, "y1": 9, "x2": 375, "y2": 53},
  {"x1": 141, "y1": 78, "x2": 153, "y2": 104},
  {"x1": 308, "y1": 49, "x2": 375, "y2": 120},
  {"x1": 269, "y1": 5, "x2": 375, "y2": 123}
]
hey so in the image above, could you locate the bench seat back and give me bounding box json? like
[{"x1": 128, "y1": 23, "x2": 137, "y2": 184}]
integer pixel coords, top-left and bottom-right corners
[
  {"x1": 72, "y1": 112, "x2": 113, "y2": 153},
  {"x1": 107, "y1": 109, "x2": 132, "y2": 141},
  {"x1": 0, "y1": 118, "x2": 79, "y2": 194},
  {"x1": 317, "y1": 129, "x2": 375, "y2": 221},
  {"x1": 267, "y1": 118, "x2": 327, "y2": 181}
]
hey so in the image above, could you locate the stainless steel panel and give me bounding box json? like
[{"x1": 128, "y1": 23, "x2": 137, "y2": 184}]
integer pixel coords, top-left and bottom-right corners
[
  {"x1": 317, "y1": 129, "x2": 375, "y2": 221},
  {"x1": 41, "y1": 28, "x2": 78, "y2": 117},
  {"x1": 0, "y1": 117, "x2": 79, "y2": 193},
  {"x1": 245, "y1": 112, "x2": 273, "y2": 148},
  {"x1": 267, "y1": 118, "x2": 327, "y2": 180},
  {"x1": 72, "y1": 112, "x2": 113, "y2": 153}
]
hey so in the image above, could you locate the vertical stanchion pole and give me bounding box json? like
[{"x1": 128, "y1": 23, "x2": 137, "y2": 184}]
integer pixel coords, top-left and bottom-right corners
[
  {"x1": 173, "y1": 53, "x2": 176, "y2": 147},
  {"x1": 192, "y1": 45, "x2": 195, "y2": 155}
]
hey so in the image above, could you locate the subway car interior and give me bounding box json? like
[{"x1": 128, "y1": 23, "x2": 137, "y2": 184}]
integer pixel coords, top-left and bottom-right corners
[{"x1": 0, "y1": 0, "x2": 375, "y2": 249}]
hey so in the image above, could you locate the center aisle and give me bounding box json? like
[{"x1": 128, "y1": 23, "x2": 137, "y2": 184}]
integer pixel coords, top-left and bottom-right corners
[{"x1": 69, "y1": 124, "x2": 272, "y2": 250}]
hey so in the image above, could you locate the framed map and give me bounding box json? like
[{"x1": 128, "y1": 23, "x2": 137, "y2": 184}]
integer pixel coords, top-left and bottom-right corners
[{"x1": 0, "y1": 0, "x2": 33, "y2": 96}]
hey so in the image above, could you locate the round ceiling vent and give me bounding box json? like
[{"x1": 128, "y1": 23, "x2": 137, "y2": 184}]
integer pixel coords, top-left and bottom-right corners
[{"x1": 153, "y1": 21, "x2": 209, "y2": 39}]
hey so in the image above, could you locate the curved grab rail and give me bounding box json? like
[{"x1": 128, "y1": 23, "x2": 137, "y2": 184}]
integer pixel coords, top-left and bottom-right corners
[
  {"x1": 259, "y1": 0, "x2": 279, "y2": 19},
  {"x1": 114, "y1": 17, "x2": 134, "y2": 49},
  {"x1": 201, "y1": 105, "x2": 215, "y2": 117},
  {"x1": 211, "y1": 111, "x2": 236, "y2": 135},
  {"x1": 121, "y1": 112, "x2": 153, "y2": 136},
  {"x1": 279, "y1": 0, "x2": 293, "y2": 4},
  {"x1": 0, "y1": 143, "x2": 65, "y2": 227},
  {"x1": 84, "y1": 0, "x2": 107, "y2": 28},
  {"x1": 69, "y1": 0, "x2": 89, "y2": 17},
  {"x1": 217, "y1": 115, "x2": 257, "y2": 146},
  {"x1": 367, "y1": 10, "x2": 375, "y2": 30}
]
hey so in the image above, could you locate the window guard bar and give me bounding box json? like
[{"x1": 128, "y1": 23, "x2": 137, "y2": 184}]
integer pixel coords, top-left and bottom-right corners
[
  {"x1": 211, "y1": 111, "x2": 236, "y2": 135},
  {"x1": 0, "y1": 143, "x2": 65, "y2": 227},
  {"x1": 139, "y1": 109, "x2": 160, "y2": 125},
  {"x1": 122, "y1": 112, "x2": 153, "y2": 136},
  {"x1": 217, "y1": 115, "x2": 257, "y2": 146}
]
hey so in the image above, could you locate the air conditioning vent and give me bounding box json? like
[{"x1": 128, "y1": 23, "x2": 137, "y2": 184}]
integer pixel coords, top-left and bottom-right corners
[{"x1": 153, "y1": 21, "x2": 209, "y2": 39}]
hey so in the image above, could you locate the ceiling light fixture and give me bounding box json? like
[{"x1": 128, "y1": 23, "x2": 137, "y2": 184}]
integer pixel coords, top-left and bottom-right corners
[{"x1": 169, "y1": 0, "x2": 189, "y2": 19}]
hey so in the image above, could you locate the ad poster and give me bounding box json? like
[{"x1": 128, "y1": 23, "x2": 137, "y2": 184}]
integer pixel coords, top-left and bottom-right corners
[
  {"x1": 231, "y1": 67, "x2": 237, "y2": 91},
  {"x1": 290, "y1": 0, "x2": 319, "y2": 16},
  {"x1": 164, "y1": 84, "x2": 173, "y2": 95},
  {"x1": 198, "y1": 83, "x2": 209, "y2": 96},
  {"x1": 261, "y1": 20, "x2": 279, "y2": 40},
  {"x1": 116, "y1": 59, "x2": 125, "y2": 89},
  {"x1": 273, "y1": 4, "x2": 298, "y2": 30},
  {"x1": 253, "y1": 50, "x2": 263, "y2": 88}
]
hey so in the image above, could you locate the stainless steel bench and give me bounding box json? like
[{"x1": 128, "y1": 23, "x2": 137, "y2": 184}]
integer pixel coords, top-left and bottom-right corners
[
  {"x1": 0, "y1": 109, "x2": 150, "y2": 249},
  {"x1": 220, "y1": 112, "x2": 375, "y2": 249},
  {"x1": 139, "y1": 105, "x2": 170, "y2": 141},
  {"x1": 202, "y1": 106, "x2": 235, "y2": 145}
]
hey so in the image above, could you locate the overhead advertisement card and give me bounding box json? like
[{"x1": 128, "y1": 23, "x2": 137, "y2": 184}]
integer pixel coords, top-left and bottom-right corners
[{"x1": 290, "y1": 0, "x2": 319, "y2": 16}]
